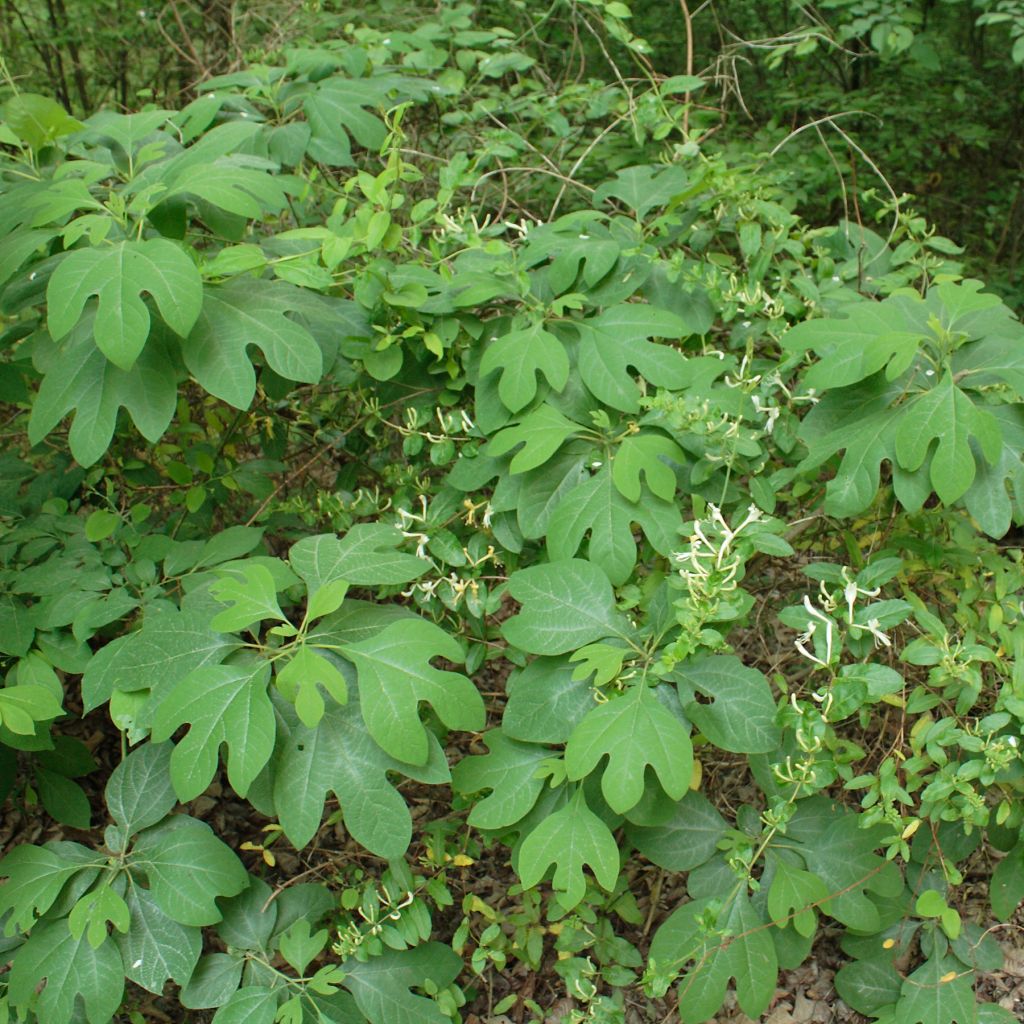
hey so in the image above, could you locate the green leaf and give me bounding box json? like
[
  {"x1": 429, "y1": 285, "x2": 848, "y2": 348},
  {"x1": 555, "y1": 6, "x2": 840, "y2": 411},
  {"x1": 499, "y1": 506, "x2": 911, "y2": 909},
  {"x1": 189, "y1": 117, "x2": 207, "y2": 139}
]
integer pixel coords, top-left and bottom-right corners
[
  {"x1": 612, "y1": 433, "x2": 685, "y2": 501},
  {"x1": 183, "y1": 280, "x2": 324, "y2": 409},
  {"x1": 767, "y1": 858, "x2": 830, "y2": 937},
  {"x1": 895, "y1": 954, "x2": 975, "y2": 1024},
  {"x1": 502, "y1": 559, "x2": 630, "y2": 655},
  {"x1": 304, "y1": 78, "x2": 390, "y2": 166},
  {"x1": 517, "y1": 787, "x2": 620, "y2": 908},
  {"x1": 151, "y1": 659, "x2": 275, "y2": 800},
  {"x1": 486, "y1": 404, "x2": 584, "y2": 473},
  {"x1": 676, "y1": 656, "x2": 781, "y2": 754},
  {"x1": 84, "y1": 509, "x2": 119, "y2": 541},
  {"x1": 575, "y1": 305, "x2": 689, "y2": 412},
  {"x1": 212, "y1": 986, "x2": 279, "y2": 1024},
  {"x1": 343, "y1": 618, "x2": 483, "y2": 765},
  {"x1": 569, "y1": 642, "x2": 628, "y2": 687},
  {"x1": 835, "y1": 954, "x2": 902, "y2": 1015},
  {"x1": 783, "y1": 298, "x2": 926, "y2": 390},
  {"x1": 915, "y1": 889, "x2": 948, "y2": 918},
  {"x1": 180, "y1": 952, "x2": 244, "y2": 1009},
  {"x1": 649, "y1": 893, "x2": 777, "y2": 1023},
  {"x1": 503, "y1": 656, "x2": 595, "y2": 744},
  {"x1": 0, "y1": 844, "x2": 100, "y2": 935},
  {"x1": 452, "y1": 729, "x2": 549, "y2": 829},
  {"x1": 209, "y1": 563, "x2": 288, "y2": 631},
  {"x1": 894, "y1": 373, "x2": 1002, "y2": 504},
  {"x1": 278, "y1": 918, "x2": 329, "y2": 975},
  {"x1": 131, "y1": 815, "x2": 248, "y2": 926},
  {"x1": 0, "y1": 684, "x2": 63, "y2": 734},
  {"x1": 105, "y1": 742, "x2": 177, "y2": 837},
  {"x1": 0, "y1": 594, "x2": 35, "y2": 657},
  {"x1": 116, "y1": 885, "x2": 201, "y2": 994},
  {"x1": 991, "y1": 841, "x2": 1023, "y2": 920},
  {"x1": 162, "y1": 163, "x2": 293, "y2": 219},
  {"x1": 625, "y1": 790, "x2": 727, "y2": 872},
  {"x1": 797, "y1": 815, "x2": 904, "y2": 931},
  {"x1": 593, "y1": 164, "x2": 690, "y2": 218},
  {"x1": 564, "y1": 685, "x2": 693, "y2": 813},
  {"x1": 82, "y1": 597, "x2": 239, "y2": 711},
  {"x1": 289, "y1": 525, "x2": 429, "y2": 591},
  {"x1": 546, "y1": 465, "x2": 681, "y2": 585},
  {"x1": 2, "y1": 93, "x2": 84, "y2": 148},
  {"x1": 47, "y1": 239, "x2": 202, "y2": 371},
  {"x1": 68, "y1": 886, "x2": 131, "y2": 948},
  {"x1": 342, "y1": 944, "x2": 462, "y2": 1024},
  {"x1": 28, "y1": 316, "x2": 180, "y2": 467},
  {"x1": 479, "y1": 322, "x2": 570, "y2": 412},
  {"x1": 276, "y1": 644, "x2": 349, "y2": 727},
  {"x1": 8, "y1": 920, "x2": 123, "y2": 1024},
  {"x1": 272, "y1": 690, "x2": 450, "y2": 857}
]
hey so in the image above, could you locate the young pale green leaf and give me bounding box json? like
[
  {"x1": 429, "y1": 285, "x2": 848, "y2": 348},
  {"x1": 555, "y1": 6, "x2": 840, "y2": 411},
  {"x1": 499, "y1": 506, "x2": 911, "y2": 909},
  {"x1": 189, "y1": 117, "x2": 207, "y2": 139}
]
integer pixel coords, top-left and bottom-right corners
[
  {"x1": 894, "y1": 954, "x2": 975, "y2": 1024},
  {"x1": 8, "y1": 920, "x2": 124, "y2": 1024},
  {"x1": 182, "y1": 280, "x2": 324, "y2": 409},
  {"x1": 564, "y1": 685, "x2": 693, "y2": 813},
  {"x1": 47, "y1": 239, "x2": 202, "y2": 370},
  {"x1": 28, "y1": 316, "x2": 180, "y2": 467},
  {"x1": 479, "y1": 322, "x2": 570, "y2": 412},
  {"x1": 894, "y1": 373, "x2": 1001, "y2": 504},
  {"x1": 305, "y1": 579, "x2": 350, "y2": 623},
  {"x1": 289, "y1": 524, "x2": 429, "y2": 591},
  {"x1": 68, "y1": 885, "x2": 131, "y2": 948},
  {"x1": 342, "y1": 944, "x2": 462, "y2": 1024},
  {"x1": 116, "y1": 885, "x2": 202, "y2": 994},
  {"x1": 211, "y1": 986, "x2": 279, "y2": 1024},
  {"x1": 451, "y1": 729, "x2": 549, "y2": 829},
  {"x1": 485, "y1": 404, "x2": 584, "y2": 473},
  {"x1": 343, "y1": 618, "x2": 483, "y2": 765},
  {"x1": 2, "y1": 93, "x2": 85, "y2": 148},
  {"x1": 151, "y1": 659, "x2": 275, "y2": 801},
  {"x1": 649, "y1": 892, "x2": 777, "y2": 1024},
  {"x1": 278, "y1": 918, "x2": 329, "y2": 975},
  {"x1": 130, "y1": 815, "x2": 248, "y2": 926},
  {"x1": 612, "y1": 432, "x2": 685, "y2": 501},
  {"x1": 767, "y1": 858, "x2": 830, "y2": 937},
  {"x1": 676, "y1": 656, "x2": 781, "y2": 754},
  {"x1": 502, "y1": 559, "x2": 630, "y2": 655},
  {"x1": 276, "y1": 644, "x2": 349, "y2": 728},
  {"x1": 517, "y1": 787, "x2": 619, "y2": 908},
  {"x1": 0, "y1": 844, "x2": 101, "y2": 935},
  {"x1": 569, "y1": 642, "x2": 628, "y2": 687},
  {"x1": 105, "y1": 741, "x2": 177, "y2": 837},
  {"x1": 0, "y1": 684, "x2": 63, "y2": 734},
  {"x1": 272, "y1": 690, "x2": 450, "y2": 857},
  {"x1": 209, "y1": 563, "x2": 288, "y2": 631},
  {"x1": 575, "y1": 305, "x2": 690, "y2": 412},
  {"x1": 546, "y1": 465, "x2": 681, "y2": 585}
]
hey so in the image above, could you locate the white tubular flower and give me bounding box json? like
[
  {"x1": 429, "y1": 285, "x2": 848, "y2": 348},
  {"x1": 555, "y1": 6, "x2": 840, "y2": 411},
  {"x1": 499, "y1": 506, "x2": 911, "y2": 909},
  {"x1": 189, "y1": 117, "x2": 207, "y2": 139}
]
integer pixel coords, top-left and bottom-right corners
[
  {"x1": 859, "y1": 618, "x2": 892, "y2": 648},
  {"x1": 796, "y1": 595, "x2": 834, "y2": 666},
  {"x1": 844, "y1": 581, "x2": 859, "y2": 623}
]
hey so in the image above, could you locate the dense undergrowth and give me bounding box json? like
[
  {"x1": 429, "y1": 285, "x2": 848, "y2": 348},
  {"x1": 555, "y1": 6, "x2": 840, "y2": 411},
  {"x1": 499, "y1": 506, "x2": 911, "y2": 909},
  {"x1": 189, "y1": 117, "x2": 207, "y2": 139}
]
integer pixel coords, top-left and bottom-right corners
[{"x1": 1, "y1": 2, "x2": 1024, "y2": 1023}]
